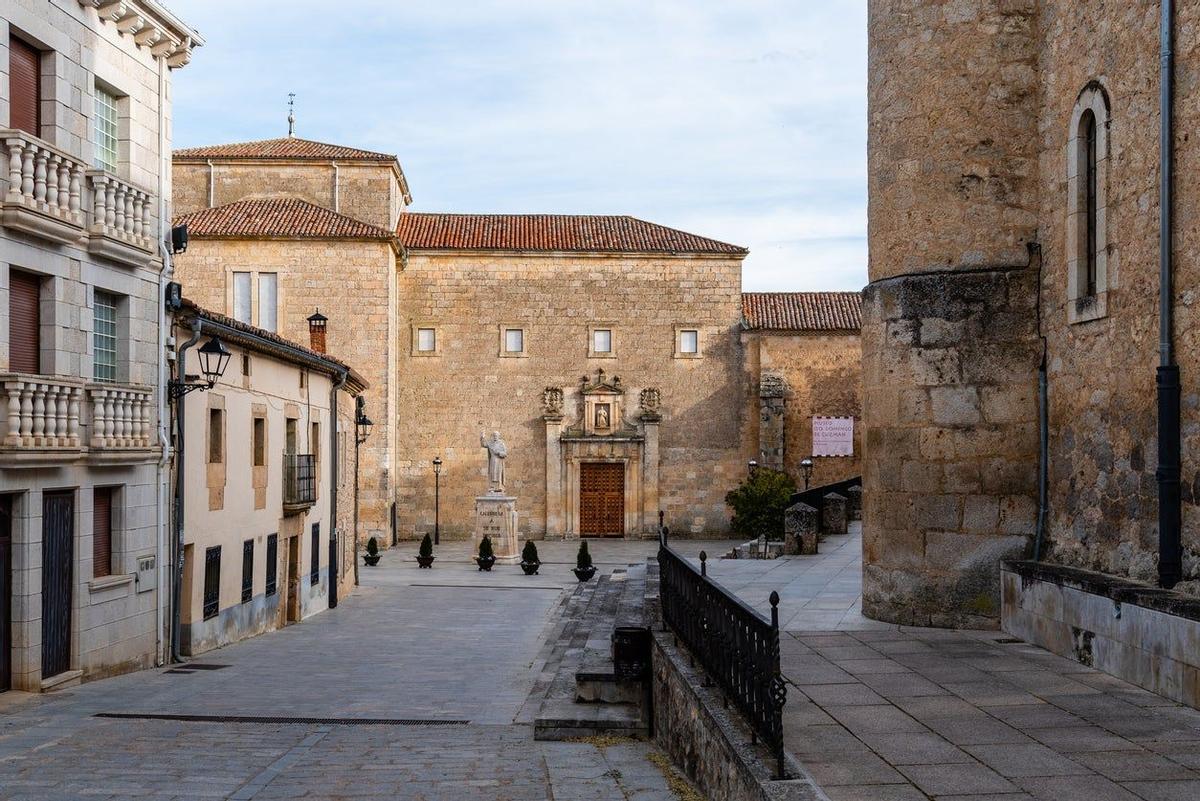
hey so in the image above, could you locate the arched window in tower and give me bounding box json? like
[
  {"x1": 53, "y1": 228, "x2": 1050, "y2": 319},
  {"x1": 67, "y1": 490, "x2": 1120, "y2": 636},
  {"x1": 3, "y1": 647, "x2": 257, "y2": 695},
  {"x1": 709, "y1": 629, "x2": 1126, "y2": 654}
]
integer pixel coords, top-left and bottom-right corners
[{"x1": 1068, "y1": 83, "x2": 1111, "y2": 323}]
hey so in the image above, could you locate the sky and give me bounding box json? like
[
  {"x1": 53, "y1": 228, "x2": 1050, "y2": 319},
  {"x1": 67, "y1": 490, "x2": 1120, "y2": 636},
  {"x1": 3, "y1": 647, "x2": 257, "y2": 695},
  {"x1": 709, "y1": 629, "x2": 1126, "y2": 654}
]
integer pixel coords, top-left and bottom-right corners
[{"x1": 166, "y1": 1, "x2": 867, "y2": 292}]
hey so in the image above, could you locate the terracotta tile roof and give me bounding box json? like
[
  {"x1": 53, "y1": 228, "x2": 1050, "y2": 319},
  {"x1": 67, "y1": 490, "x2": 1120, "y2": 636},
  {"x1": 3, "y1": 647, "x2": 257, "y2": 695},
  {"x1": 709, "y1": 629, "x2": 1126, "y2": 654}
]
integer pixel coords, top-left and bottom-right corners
[
  {"x1": 742, "y1": 292, "x2": 863, "y2": 332},
  {"x1": 174, "y1": 136, "x2": 395, "y2": 161},
  {"x1": 393, "y1": 213, "x2": 748, "y2": 255},
  {"x1": 175, "y1": 198, "x2": 395, "y2": 240}
]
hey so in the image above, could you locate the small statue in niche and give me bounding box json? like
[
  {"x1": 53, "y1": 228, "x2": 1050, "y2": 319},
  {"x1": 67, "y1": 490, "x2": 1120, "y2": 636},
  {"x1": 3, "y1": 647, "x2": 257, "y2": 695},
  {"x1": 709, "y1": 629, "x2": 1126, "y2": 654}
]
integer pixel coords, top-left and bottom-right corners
[{"x1": 595, "y1": 404, "x2": 611, "y2": 429}]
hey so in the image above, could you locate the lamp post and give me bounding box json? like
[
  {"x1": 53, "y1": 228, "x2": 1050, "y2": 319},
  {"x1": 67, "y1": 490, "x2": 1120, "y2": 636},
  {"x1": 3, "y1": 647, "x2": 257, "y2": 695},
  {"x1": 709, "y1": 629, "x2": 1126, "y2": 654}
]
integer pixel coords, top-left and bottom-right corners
[
  {"x1": 432, "y1": 457, "x2": 443, "y2": 545},
  {"x1": 352, "y1": 397, "x2": 372, "y2": 588},
  {"x1": 748, "y1": 459, "x2": 758, "y2": 476},
  {"x1": 168, "y1": 335, "x2": 231, "y2": 400},
  {"x1": 800, "y1": 457, "x2": 814, "y2": 491}
]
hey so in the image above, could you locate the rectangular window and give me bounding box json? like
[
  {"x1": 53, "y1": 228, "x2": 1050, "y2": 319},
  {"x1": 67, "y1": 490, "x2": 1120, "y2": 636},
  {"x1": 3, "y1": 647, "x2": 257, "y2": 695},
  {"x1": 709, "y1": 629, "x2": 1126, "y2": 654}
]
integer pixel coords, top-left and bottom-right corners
[
  {"x1": 242, "y1": 354, "x2": 251, "y2": 377},
  {"x1": 504, "y1": 328, "x2": 524, "y2": 353},
  {"x1": 286, "y1": 418, "x2": 298, "y2": 455},
  {"x1": 265, "y1": 534, "x2": 278, "y2": 596},
  {"x1": 232, "y1": 272, "x2": 252, "y2": 324},
  {"x1": 93, "y1": 291, "x2": 118, "y2": 382},
  {"x1": 258, "y1": 273, "x2": 278, "y2": 332},
  {"x1": 8, "y1": 270, "x2": 41, "y2": 374},
  {"x1": 93, "y1": 487, "x2": 113, "y2": 579},
  {"x1": 417, "y1": 327, "x2": 436, "y2": 352},
  {"x1": 311, "y1": 422, "x2": 320, "y2": 463},
  {"x1": 593, "y1": 328, "x2": 612, "y2": 353},
  {"x1": 202, "y1": 546, "x2": 221, "y2": 620},
  {"x1": 310, "y1": 523, "x2": 320, "y2": 586},
  {"x1": 241, "y1": 539, "x2": 254, "y2": 604},
  {"x1": 253, "y1": 417, "x2": 266, "y2": 466},
  {"x1": 208, "y1": 409, "x2": 224, "y2": 464},
  {"x1": 679, "y1": 329, "x2": 699, "y2": 355},
  {"x1": 93, "y1": 85, "x2": 119, "y2": 173},
  {"x1": 9, "y1": 36, "x2": 41, "y2": 136}
]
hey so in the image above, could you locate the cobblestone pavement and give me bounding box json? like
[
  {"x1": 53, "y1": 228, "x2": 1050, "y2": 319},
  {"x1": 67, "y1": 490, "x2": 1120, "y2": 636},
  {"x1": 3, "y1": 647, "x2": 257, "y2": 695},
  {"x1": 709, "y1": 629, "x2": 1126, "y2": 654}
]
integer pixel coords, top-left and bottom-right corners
[
  {"x1": 0, "y1": 539, "x2": 721, "y2": 801},
  {"x1": 696, "y1": 527, "x2": 1200, "y2": 801}
]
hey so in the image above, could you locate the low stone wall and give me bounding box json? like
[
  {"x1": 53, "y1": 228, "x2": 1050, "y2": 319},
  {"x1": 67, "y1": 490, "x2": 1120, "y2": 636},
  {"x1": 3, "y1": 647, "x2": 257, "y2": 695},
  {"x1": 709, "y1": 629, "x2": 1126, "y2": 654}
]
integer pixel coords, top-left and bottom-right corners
[{"x1": 1002, "y1": 561, "x2": 1200, "y2": 708}]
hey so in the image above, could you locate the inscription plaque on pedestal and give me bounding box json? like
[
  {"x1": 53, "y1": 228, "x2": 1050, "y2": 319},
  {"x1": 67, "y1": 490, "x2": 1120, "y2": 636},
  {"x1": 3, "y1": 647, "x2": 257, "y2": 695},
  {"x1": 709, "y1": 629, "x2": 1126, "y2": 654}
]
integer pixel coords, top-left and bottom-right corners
[{"x1": 475, "y1": 494, "x2": 519, "y2": 563}]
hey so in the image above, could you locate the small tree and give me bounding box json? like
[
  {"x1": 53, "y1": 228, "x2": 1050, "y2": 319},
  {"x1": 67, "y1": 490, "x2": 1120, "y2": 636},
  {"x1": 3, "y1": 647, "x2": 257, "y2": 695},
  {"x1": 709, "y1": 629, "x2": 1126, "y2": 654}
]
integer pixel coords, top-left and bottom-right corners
[
  {"x1": 576, "y1": 540, "x2": 593, "y2": 570},
  {"x1": 725, "y1": 467, "x2": 796, "y2": 541},
  {"x1": 478, "y1": 535, "x2": 494, "y2": 560},
  {"x1": 366, "y1": 536, "x2": 379, "y2": 557},
  {"x1": 522, "y1": 540, "x2": 539, "y2": 564},
  {"x1": 419, "y1": 533, "x2": 433, "y2": 559}
]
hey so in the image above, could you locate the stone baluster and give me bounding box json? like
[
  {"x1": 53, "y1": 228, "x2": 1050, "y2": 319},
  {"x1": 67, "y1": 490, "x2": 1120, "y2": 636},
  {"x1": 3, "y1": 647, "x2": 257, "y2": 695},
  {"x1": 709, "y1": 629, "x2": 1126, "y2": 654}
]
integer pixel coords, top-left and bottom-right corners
[
  {"x1": 119, "y1": 390, "x2": 131, "y2": 446},
  {"x1": 92, "y1": 174, "x2": 108, "y2": 227},
  {"x1": 20, "y1": 144, "x2": 34, "y2": 198},
  {"x1": 33, "y1": 148, "x2": 48, "y2": 206},
  {"x1": 43, "y1": 386, "x2": 59, "y2": 446},
  {"x1": 104, "y1": 180, "x2": 117, "y2": 228},
  {"x1": 92, "y1": 388, "x2": 108, "y2": 448},
  {"x1": 4, "y1": 381, "x2": 21, "y2": 447},
  {"x1": 113, "y1": 183, "x2": 126, "y2": 233},
  {"x1": 69, "y1": 164, "x2": 83, "y2": 217},
  {"x1": 57, "y1": 160, "x2": 70, "y2": 213},
  {"x1": 18, "y1": 384, "x2": 34, "y2": 446},
  {"x1": 31, "y1": 384, "x2": 46, "y2": 447},
  {"x1": 56, "y1": 385, "x2": 70, "y2": 447},
  {"x1": 68, "y1": 387, "x2": 81, "y2": 447},
  {"x1": 124, "y1": 190, "x2": 136, "y2": 236},
  {"x1": 45, "y1": 154, "x2": 60, "y2": 209},
  {"x1": 6, "y1": 142, "x2": 22, "y2": 200},
  {"x1": 137, "y1": 394, "x2": 150, "y2": 445}
]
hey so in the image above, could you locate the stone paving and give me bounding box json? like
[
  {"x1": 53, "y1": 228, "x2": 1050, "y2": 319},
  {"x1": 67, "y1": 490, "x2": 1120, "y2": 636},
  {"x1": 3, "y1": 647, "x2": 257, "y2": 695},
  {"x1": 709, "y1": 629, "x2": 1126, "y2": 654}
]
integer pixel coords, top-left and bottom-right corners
[
  {"x1": 0, "y1": 538, "x2": 723, "y2": 801},
  {"x1": 693, "y1": 526, "x2": 1200, "y2": 801}
]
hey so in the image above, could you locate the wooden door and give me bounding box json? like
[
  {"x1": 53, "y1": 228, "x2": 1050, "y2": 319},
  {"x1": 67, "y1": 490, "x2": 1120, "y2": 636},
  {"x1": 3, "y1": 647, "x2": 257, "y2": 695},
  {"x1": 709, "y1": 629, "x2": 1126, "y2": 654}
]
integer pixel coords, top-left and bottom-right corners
[
  {"x1": 286, "y1": 536, "x2": 300, "y2": 623},
  {"x1": 1, "y1": 495, "x2": 12, "y2": 692},
  {"x1": 580, "y1": 462, "x2": 625, "y2": 537},
  {"x1": 41, "y1": 491, "x2": 73, "y2": 679}
]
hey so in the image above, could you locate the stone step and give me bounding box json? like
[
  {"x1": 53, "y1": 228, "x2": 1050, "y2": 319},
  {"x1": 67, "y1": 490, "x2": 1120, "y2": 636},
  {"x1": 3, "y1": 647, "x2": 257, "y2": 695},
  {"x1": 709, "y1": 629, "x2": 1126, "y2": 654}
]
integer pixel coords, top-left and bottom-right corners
[{"x1": 533, "y1": 699, "x2": 647, "y2": 741}]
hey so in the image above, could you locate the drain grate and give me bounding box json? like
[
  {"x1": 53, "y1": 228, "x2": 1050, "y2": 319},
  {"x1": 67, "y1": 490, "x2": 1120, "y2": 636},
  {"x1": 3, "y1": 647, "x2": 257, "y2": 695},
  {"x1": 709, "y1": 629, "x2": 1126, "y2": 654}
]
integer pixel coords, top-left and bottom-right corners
[
  {"x1": 994, "y1": 637, "x2": 1024, "y2": 644},
  {"x1": 94, "y1": 712, "x2": 470, "y2": 726},
  {"x1": 179, "y1": 663, "x2": 229, "y2": 670}
]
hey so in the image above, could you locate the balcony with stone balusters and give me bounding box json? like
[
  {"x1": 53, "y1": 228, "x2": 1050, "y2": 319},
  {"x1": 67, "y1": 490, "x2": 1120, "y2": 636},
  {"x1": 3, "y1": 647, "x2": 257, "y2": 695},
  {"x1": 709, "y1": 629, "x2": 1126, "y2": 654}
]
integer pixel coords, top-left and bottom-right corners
[
  {"x1": 2, "y1": 129, "x2": 157, "y2": 268},
  {"x1": 0, "y1": 375, "x2": 157, "y2": 465}
]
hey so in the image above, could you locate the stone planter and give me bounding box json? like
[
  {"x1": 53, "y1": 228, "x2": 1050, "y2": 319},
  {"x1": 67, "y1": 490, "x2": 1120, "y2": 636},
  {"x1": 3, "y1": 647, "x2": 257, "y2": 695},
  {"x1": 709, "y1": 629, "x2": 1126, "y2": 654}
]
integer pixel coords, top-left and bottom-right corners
[
  {"x1": 363, "y1": 553, "x2": 381, "y2": 567},
  {"x1": 520, "y1": 560, "x2": 540, "y2": 575},
  {"x1": 574, "y1": 565, "x2": 596, "y2": 582},
  {"x1": 416, "y1": 555, "x2": 435, "y2": 569},
  {"x1": 476, "y1": 555, "x2": 496, "y2": 572}
]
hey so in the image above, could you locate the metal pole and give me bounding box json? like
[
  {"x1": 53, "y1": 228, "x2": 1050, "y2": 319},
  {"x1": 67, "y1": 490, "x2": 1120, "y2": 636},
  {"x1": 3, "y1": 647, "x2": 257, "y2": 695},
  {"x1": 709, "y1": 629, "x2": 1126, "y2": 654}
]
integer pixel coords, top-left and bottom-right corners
[{"x1": 434, "y1": 470, "x2": 440, "y2": 545}]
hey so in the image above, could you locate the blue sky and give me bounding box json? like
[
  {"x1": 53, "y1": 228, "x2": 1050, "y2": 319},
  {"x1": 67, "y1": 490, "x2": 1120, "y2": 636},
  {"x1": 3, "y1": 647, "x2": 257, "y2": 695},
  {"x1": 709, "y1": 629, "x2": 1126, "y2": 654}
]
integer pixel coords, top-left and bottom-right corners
[{"x1": 167, "y1": 1, "x2": 867, "y2": 291}]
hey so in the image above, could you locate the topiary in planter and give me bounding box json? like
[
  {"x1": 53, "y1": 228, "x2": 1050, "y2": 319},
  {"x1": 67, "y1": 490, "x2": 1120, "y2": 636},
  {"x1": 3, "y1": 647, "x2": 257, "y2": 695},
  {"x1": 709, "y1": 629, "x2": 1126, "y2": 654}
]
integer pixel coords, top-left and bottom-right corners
[
  {"x1": 520, "y1": 540, "x2": 540, "y2": 575},
  {"x1": 476, "y1": 535, "x2": 496, "y2": 571},
  {"x1": 573, "y1": 540, "x2": 596, "y2": 582},
  {"x1": 416, "y1": 533, "x2": 435, "y2": 568},
  {"x1": 725, "y1": 467, "x2": 797, "y2": 541},
  {"x1": 364, "y1": 536, "x2": 381, "y2": 566}
]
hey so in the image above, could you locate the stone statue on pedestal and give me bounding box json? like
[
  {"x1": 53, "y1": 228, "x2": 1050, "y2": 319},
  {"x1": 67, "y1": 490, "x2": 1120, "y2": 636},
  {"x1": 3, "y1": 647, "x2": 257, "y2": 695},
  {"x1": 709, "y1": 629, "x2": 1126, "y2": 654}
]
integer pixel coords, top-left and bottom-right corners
[
  {"x1": 476, "y1": 430, "x2": 519, "y2": 563},
  {"x1": 480, "y1": 431, "x2": 507, "y2": 493}
]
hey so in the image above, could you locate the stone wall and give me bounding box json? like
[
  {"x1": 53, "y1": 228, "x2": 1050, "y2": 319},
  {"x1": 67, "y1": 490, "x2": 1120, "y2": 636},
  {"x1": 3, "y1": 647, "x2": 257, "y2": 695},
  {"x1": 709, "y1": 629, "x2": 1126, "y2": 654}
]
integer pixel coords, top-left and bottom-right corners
[
  {"x1": 395, "y1": 251, "x2": 752, "y2": 539},
  {"x1": 742, "y1": 331, "x2": 862, "y2": 487},
  {"x1": 172, "y1": 238, "x2": 397, "y2": 547}
]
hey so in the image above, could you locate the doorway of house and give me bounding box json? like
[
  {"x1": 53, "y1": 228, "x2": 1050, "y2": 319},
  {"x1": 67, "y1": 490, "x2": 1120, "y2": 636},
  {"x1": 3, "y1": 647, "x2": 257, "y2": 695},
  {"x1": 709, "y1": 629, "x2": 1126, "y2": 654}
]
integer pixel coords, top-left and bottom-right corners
[
  {"x1": 286, "y1": 535, "x2": 301, "y2": 623},
  {"x1": 579, "y1": 462, "x2": 625, "y2": 537},
  {"x1": 1, "y1": 494, "x2": 12, "y2": 692},
  {"x1": 41, "y1": 491, "x2": 73, "y2": 680}
]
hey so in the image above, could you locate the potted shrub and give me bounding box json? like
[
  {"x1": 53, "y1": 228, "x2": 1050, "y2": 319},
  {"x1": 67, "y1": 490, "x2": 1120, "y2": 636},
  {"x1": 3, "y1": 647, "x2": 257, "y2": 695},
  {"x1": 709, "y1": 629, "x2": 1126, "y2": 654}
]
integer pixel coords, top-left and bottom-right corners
[
  {"x1": 476, "y1": 535, "x2": 496, "y2": 571},
  {"x1": 363, "y1": 536, "x2": 382, "y2": 566},
  {"x1": 725, "y1": 467, "x2": 797, "y2": 542},
  {"x1": 520, "y1": 540, "x2": 540, "y2": 575},
  {"x1": 573, "y1": 540, "x2": 596, "y2": 582},
  {"x1": 416, "y1": 533, "x2": 435, "y2": 568}
]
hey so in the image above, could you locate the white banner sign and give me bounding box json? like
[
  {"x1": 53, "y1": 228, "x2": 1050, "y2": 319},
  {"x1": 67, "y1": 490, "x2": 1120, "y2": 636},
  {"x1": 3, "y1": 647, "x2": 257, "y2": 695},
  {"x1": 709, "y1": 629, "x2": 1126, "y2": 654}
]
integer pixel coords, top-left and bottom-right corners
[{"x1": 812, "y1": 416, "x2": 854, "y2": 457}]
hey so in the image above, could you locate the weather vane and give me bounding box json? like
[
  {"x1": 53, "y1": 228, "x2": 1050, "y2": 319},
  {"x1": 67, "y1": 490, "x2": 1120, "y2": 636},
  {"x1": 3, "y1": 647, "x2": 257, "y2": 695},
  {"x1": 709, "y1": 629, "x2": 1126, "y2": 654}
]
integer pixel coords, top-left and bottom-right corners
[{"x1": 287, "y1": 92, "x2": 295, "y2": 137}]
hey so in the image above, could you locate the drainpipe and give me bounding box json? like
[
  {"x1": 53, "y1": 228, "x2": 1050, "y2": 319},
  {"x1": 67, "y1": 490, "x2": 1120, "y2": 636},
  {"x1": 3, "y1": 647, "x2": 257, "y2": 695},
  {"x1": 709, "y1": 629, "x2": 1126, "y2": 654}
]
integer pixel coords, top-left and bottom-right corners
[
  {"x1": 171, "y1": 318, "x2": 202, "y2": 662},
  {"x1": 332, "y1": 162, "x2": 340, "y2": 213},
  {"x1": 155, "y1": 55, "x2": 172, "y2": 666},
  {"x1": 1030, "y1": 241, "x2": 1049, "y2": 562},
  {"x1": 328, "y1": 371, "x2": 347, "y2": 608},
  {"x1": 1157, "y1": 0, "x2": 1182, "y2": 589},
  {"x1": 207, "y1": 159, "x2": 215, "y2": 208}
]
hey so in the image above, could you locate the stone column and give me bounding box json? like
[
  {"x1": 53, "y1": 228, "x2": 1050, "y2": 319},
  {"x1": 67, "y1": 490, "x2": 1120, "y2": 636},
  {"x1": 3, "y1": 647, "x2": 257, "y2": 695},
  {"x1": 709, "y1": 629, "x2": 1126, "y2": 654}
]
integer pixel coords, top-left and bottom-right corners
[
  {"x1": 758, "y1": 373, "x2": 786, "y2": 471},
  {"x1": 543, "y1": 413, "x2": 563, "y2": 538}
]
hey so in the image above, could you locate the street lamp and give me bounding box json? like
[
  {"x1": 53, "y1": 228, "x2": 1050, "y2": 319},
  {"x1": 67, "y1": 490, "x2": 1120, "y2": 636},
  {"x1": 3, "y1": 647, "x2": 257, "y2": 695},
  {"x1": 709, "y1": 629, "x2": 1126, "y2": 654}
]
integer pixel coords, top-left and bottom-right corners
[
  {"x1": 169, "y1": 335, "x2": 231, "y2": 400},
  {"x1": 355, "y1": 396, "x2": 373, "y2": 444},
  {"x1": 748, "y1": 459, "x2": 758, "y2": 475},
  {"x1": 800, "y1": 457, "x2": 814, "y2": 491},
  {"x1": 432, "y1": 456, "x2": 443, "y2": 545}
]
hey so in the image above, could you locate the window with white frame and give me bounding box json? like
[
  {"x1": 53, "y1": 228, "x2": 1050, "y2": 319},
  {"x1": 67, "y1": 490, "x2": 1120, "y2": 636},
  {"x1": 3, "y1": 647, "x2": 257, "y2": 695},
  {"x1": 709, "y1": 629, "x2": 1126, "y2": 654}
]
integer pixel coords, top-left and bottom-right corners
[
  {"x1": 93, "y1": 85, "x2": 120, "y2": 173},
  {"x1": 417, "y1": 328, "x2": 436, "y2": 352},
  {"x1": 499, "y1": 326, "x2": 525, "y2": 356},
  {"x1": 233, "y1": 272, "x2": 252, "y2": 324},
  {"x1": 679, "y1": 329, "x2": 699, "y2": 355},
  {"x1": 593, "y1": 329, "x2": 612, "y2": 353},
  {"x1": 258, "y1": 272, "x2": 278, "y2": 332},
  {"x1": 93, "y1": 290, "x2": 118, "y2": 382}
]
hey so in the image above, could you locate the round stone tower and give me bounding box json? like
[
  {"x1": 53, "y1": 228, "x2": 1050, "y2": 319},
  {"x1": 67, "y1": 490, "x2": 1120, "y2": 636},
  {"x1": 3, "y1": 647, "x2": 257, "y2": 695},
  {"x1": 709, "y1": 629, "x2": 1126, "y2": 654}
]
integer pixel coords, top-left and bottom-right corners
[{"x1": 863, "y1": 0, "x2": 1042, "y2": 627}]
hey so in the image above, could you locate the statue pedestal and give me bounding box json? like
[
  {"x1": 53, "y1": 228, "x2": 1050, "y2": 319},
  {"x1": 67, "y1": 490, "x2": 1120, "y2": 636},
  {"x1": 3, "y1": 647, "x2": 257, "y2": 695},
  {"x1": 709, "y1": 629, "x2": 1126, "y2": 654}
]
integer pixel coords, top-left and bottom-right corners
[{"x1": 474, "y1": 494, "x2": 520, "y2": 563}]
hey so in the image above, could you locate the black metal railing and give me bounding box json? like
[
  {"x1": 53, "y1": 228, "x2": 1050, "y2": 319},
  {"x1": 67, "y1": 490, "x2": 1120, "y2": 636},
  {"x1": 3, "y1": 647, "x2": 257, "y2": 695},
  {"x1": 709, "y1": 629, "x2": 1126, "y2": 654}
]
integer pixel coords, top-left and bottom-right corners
[
  {"x1": 283, "y1": 453, "x2": 316, "y2": 508},
  {"x1": 658, "y1": 529, "x2": 787, "y2": 778}
]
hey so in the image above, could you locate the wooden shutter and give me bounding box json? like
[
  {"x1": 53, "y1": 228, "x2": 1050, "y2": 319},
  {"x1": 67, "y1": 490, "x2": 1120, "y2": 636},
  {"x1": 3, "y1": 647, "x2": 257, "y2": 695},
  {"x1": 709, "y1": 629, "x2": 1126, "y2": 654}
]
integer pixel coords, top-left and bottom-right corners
[
  {"x1": 92, "y1": 487, "x2": 112, "y2": 579},
  {"x1": 9, "y1": 36, "x2": 41, "y2": 135},
  {"x1": 8, "y1": 271, "x2": 41, "y2": 374}
]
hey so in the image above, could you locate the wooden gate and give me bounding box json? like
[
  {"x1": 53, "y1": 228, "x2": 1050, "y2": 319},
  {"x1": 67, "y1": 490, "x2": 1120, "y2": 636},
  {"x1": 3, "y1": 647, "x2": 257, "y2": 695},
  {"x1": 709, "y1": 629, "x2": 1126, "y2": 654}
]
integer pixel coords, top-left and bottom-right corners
[
  {"x1": 580, "y1": 462, "x2": 625, "y2": 537},
  {"x1": 41, "y1": 491, "x2": 73, "y2": 679},
  {"x1": 1, "y1": 495, "x2": 12, "y2": 692}
]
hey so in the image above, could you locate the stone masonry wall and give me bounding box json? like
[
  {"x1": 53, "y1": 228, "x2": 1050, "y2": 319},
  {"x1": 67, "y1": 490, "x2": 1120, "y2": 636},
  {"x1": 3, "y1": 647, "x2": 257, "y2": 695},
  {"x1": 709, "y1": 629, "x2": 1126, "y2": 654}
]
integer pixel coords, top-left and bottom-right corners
[
  {"x1": 864, "y1": 0, "x2": 1043, "y2": 626},
  {"x1": 396, "y1": 251, "x2": 752, "y2": 540},
  {"x1": 171, "y1": 238, "x2": 397, "y2": 547},
  {"x1": 742, "y1": 331, "x2": 863, "y2": 487}
]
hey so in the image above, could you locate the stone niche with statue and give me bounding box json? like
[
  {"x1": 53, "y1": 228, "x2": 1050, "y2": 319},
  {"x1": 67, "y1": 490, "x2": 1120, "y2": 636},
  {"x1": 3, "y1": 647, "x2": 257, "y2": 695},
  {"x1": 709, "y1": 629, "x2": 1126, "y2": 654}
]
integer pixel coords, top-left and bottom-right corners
[{"x1": 541, "y1": 369, "x2": 662, "y2": 539}]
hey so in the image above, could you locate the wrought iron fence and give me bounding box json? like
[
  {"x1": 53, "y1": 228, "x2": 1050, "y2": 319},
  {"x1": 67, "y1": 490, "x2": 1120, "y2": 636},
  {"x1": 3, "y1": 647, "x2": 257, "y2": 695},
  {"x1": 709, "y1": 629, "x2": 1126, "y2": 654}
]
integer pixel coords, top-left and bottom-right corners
[
  {"x1": 658, "y1": 532, "x2": 787, "y2": 778},
  {"x1": 283, "y1": 453, "x2": 316, "y2": 508}
]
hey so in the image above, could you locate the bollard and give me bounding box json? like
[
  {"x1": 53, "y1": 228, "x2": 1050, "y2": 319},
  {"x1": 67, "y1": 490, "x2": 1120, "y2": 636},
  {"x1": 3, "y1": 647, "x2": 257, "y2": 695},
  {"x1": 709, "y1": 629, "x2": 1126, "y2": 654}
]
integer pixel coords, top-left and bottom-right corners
[
  {"x1": 784, "y1": 501, "x2": 818, "y2": 555},
  {"x1": 845, "y1": 485, "x2": 863, "y2": 522},
  {"x1": 822, "y1": 492, "x2": 848, "y2": 537},
  {"x1": 700, "y1": 550, "x2": 707, "y2": 577}
]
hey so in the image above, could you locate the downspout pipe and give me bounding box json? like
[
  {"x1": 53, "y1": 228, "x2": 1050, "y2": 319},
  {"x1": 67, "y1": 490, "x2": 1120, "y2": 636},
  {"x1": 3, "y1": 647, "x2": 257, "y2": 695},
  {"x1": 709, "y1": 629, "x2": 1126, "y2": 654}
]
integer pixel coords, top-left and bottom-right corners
[
  {"x1": 171, "y1": 318, "x2": 202, "y2": 662},
  {"x1": 1157, "y1": 0, "x2": 1183, "y2": 589},
  {"x1": 328, "y1": 370, "x2": 347, "y2": 608}
]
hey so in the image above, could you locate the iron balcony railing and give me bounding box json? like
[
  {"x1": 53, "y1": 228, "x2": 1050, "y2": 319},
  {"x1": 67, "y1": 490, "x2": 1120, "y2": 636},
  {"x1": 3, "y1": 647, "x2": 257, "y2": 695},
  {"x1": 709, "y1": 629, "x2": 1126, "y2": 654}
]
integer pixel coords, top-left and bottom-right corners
[
  {"x1": 283, "y1": 453, "x2": 316, "y2": 510},
  {"x1": 658, "y1": 532, "x2": 787, "y2": 778}
]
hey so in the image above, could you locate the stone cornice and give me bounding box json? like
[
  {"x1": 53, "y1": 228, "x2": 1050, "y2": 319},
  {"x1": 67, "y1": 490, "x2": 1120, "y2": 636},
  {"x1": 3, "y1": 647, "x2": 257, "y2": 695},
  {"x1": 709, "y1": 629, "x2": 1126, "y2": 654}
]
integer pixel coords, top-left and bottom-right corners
[{"x1": 77, "y1": 0, "x2": 203, "y2": 68}]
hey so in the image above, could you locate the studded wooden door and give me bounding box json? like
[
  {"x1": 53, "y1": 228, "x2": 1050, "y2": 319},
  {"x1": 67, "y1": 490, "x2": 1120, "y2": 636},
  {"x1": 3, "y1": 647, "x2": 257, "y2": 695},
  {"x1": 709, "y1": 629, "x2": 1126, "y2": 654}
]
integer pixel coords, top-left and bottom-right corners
[
  {"x1": 41, "y1": 491, "x2": 73, "y2": 680},
  {"x1": 580, "y1": 462, "x2": 624, "y2": 537}
]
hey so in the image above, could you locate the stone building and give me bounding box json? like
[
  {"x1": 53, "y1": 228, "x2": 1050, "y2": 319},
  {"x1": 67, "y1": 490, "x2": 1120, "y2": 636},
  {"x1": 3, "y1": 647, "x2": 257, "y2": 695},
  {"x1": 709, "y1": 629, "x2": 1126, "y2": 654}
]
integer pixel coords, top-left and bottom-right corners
[
  {"x1": 1, "y1": 1, "x2": 198, "y2": 691},
  {"x1": 170, "y1": 136, "x2": 863, "y2": 543},
  {"x1": 172, "y1": 301, "x2": 365, "y2": 655},
  {"x1": 865, "y1": 1, "x2": 1200, "y2": 627}
]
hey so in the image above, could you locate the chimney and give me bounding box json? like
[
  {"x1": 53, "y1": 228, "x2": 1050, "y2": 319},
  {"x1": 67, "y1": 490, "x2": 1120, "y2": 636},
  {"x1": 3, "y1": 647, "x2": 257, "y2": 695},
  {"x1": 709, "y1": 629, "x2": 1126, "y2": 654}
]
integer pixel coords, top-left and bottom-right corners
[{"x1": 307, "y1": 309, "x2": 328, "y2": 354}]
